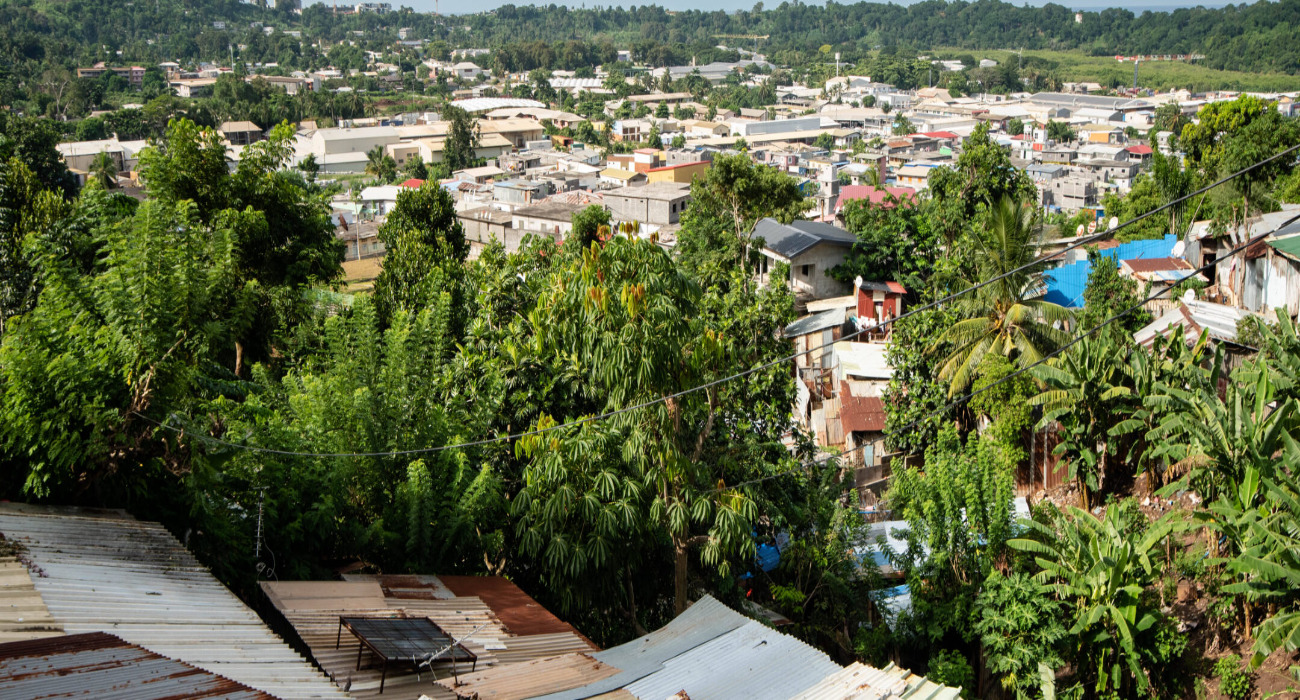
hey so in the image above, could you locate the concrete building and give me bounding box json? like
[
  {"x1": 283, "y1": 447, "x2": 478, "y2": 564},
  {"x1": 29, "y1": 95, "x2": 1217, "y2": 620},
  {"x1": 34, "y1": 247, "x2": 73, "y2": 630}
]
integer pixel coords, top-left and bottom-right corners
[
  {"x1": 218, "y1": 121, "x2": 264, "y2": 146},
  {"x1": 646, "y1": 160, "x2": 708, "y2": 184},
  {"x1": 457, "y1": 207, "x2": 518, "y2": 257},
  {"x1": 511, "y1": 199, "x2": 584, "y2": 239},
  {"x1": 76, "y1": 63, "x2": 146, "y2": 88},
  {"x1": 1046, "y1": 177, "x2": 1099, "y2": 212},
  {"x1": 754, "y1": 218, "x2": 857, "y2": 301},
  {"x1": 603, "y1": 182, "x2": 692, "y2": 227}
]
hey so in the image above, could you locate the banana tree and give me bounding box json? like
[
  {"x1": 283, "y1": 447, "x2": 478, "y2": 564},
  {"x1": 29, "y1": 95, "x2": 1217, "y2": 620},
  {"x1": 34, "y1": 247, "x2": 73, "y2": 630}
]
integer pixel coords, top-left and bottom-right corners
[
  {"x1": 1147, "y1": 366, "x2": 1298, "y2": 502},
  {"x1": 1220, "y1": 434, "x2": 1300, "y2": 666},
  {"x1": 1029, "y1": 335, "x2": 1131, "y2": 508},
  {"x1": 1010, "y1": 506, "x2": 1179, "y2": 696}
]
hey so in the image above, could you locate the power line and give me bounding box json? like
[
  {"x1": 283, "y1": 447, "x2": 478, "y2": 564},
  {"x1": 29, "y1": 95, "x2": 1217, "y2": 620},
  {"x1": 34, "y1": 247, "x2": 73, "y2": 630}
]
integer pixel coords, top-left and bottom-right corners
[
  {"x1": 134, "y1": 143, "x2": 1300, "y2": 459},
  {"x1": 711, "y1": 215, "x2": 1289, "y2": 494}
]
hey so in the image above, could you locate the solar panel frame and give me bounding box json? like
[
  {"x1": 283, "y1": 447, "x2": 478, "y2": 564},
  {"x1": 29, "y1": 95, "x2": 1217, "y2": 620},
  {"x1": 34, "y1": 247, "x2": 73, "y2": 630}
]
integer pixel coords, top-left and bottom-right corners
[{"x1": 337, "y1": 615, "x2": 477, "y2": 693}]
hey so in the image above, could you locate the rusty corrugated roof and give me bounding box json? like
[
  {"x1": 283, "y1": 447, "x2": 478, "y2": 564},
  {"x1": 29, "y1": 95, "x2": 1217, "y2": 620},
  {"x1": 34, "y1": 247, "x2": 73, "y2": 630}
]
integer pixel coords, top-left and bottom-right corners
[
  {"x1": 0, "y1": 631, "x2": 274, "y2": 699},
  {"x1": 0, "y1": 504, "x2": 345, "y2": 699}
]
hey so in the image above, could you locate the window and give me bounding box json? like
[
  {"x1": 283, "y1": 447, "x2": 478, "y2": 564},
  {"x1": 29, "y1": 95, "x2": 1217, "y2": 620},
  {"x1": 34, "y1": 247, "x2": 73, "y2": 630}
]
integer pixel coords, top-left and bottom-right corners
[
  {"x1": 671, "y1": 203, "x2": 677, "y2": 213},
  {"x1": 801, "y1": 264, "x2": 812, "y2": 277}
]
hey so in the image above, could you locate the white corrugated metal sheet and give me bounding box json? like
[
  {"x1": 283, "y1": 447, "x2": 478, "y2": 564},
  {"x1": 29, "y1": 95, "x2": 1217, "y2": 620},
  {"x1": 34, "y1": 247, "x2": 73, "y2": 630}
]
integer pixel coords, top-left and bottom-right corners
[
  {"x1": 0, "y1": 504, "x2": 346, "y2": 700},
  {"x1": 623, "y1": 620, "x2": 842, "y2": 699},
  {"x1": 791, "y1": 661, "x2": 962, "y2": 700},
  {"x1": 506, "y1": 596, "x2": 750, "y2": 700}
]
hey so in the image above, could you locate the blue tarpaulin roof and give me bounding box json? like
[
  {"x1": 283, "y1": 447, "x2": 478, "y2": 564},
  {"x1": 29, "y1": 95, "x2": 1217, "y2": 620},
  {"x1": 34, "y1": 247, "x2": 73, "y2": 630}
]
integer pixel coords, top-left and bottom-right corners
[{"x1": 1042, "y1": 234, "x2": 1178, "y2": 307}]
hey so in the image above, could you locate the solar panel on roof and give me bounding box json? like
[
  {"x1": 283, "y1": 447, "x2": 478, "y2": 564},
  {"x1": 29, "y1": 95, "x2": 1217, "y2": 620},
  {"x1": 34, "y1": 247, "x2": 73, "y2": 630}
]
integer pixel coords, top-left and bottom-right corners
[{"x1": 341, "y1": 617, "x2": 476, "y2": 663}]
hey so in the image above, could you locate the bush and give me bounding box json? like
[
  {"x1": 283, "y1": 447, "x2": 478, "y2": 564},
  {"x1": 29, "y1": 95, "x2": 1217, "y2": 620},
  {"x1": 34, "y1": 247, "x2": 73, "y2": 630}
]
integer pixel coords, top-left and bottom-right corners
[
  {"x1": 928, "y1": 649, "x2": 974, "y2": 697},
  {"x1": 1215, "y1": 655, "x2": 1254, "y2": 700}
]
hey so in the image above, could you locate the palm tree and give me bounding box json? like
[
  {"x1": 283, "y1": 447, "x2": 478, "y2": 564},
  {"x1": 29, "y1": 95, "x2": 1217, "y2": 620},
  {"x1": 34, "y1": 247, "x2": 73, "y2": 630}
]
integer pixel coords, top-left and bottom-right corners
[
  {"x1": 90, "y1": 151, "x2": 118, "y2": 189},
  {"x1": 935, "y1": 195, "x2": 1073, "y2": 395}
]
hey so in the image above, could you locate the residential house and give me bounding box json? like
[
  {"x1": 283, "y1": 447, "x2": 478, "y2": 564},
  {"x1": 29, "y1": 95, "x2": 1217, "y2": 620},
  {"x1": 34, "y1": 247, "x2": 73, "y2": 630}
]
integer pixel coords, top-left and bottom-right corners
[
  {"x1": 458, "y1": 207, "x2": 518, "y2": 257},
  {"x1": 218, "y1": 121, "x2": 264, "y2": 146},
  {"x1": 449, "y1": 62, "x2": 485, "y2": 80},
  {"x1": 511, "y1": 199, "x2": 584, "y2": 240},
  {"x1": 894, "y1": 163, "x2": 939, "y2": 191},
  {"x1": 599, "y1": 167, "x2": 647, "y2": 187},
  {"x1": 1026, "y1": 163, "x2": 1066, "y2": 183},
  {"x1": 358, "y1": 185, "x2": 403, "y2": 216},
  {"x1": 854, "y1": 277, "x2": 907, "y2": 333},
  {"x1": 1081, "y1": 158, "x2": 1140, "y2": 189},
  {"x1": 832, "y1": 185, "x2": 917, "y2": 227},
  {"x1": 754, "y1": 218, "x2": 857, "y2": 301},
  {"x1": 1078, "y1": 123, "x2": 1125, "y2": 144},
  {"x1": 493, "y1": 179, "x2": 550, "y2": 208},
  {"x1": 1122, "y1": 257, "x2": 1198, "y2": 297},
  {"x1": 603, "y1": 181, "x2": 692, "y2": 228},
  {"x1": 646, "y1": 160, "x2": 709, "y2": 184},
  {"x1": 1125, "y1": 144, "x2": 1155, "y2": 165},
  {"x1": 610, "y1": 119, "x2": 653, "y2": 142},
  {"x1": 76, "y1": 63, "x2": 146, "y2": 88},
  {"x1": 1046, "y1": 176, "x2": 1098, "y2": 212}
]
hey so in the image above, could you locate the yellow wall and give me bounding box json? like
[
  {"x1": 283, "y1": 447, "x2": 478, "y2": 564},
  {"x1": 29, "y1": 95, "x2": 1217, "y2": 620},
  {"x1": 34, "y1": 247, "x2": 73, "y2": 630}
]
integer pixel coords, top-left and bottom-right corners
[{"x1": 646, "y1": 161, "x2": 710, "y2": 184}]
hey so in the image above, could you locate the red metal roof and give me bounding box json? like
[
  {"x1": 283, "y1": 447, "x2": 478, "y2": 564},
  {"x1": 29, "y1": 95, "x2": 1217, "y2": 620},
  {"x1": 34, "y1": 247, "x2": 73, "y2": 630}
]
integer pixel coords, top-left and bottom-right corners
[
  {"x1": 438, "y1": 576, "x2": 596, "y2": 644},
  {"x1": 840, "y1": 382, "x2": 886, "y2": 434},
  {"x1": 399, "y1": 178, "x2": 425, "y2": 188},
  {"x1": 921, "y1": 131, "x2": 960, "y2": 139},
  {"x1": 885, "y1": 281, "x2": 907, "y2": 295},
  {"x1": 1125, "y1": 145, "x2": 1154, "y2": 155},
  {"x1": 835, "y1": 185, "x2": 916, "y2": 213},
  {"x1": 1123, "y1": 257, "x2": 1192, "y2": 272}
]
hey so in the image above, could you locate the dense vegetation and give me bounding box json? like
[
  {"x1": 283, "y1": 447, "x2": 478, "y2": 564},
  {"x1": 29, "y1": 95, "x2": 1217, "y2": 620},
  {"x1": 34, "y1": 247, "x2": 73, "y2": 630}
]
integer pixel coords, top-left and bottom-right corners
[{"x1": 4, "y1": 0, "x2": 1300, "y2": 120}]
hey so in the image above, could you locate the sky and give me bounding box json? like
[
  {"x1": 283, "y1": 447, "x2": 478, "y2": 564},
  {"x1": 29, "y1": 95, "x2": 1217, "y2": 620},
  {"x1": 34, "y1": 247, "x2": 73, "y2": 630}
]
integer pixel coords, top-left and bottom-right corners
[{"x1": 307, "y1": 0, "x2": 1234, "y2": 15}]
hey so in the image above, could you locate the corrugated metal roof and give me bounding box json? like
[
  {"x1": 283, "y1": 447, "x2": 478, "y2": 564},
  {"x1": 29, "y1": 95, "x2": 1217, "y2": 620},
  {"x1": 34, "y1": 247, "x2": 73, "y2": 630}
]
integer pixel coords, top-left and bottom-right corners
[
  {"x1": 785, "y1": 308, "x2": 848, "y2": 338},
  {"x1": 0, "y1": 631, "x2": 274, "y2": 699},
  {"x1": 445, "y1": 595, "x2": 952, "y2": 700},
  {"x1": 756, "y1": 217, "x2": 857, "y2": 260},
  {"x1": 529, "y1": 595, "x2": 751, "y2": 700},
  {"x1": 0, "y1": 556, "x2": 62, "y2": 643},
  {"x1": 1133, "y1": 300, "x2": 1258, "y2": 348},
  {"x1": 791, "y1": 661, "x2": 962, "y2": 700},
  {"x1": 622, "y1": 620, "x2": 841, "y2": 699},
  {"x1": 834, "y1": 342, "x2": 893, "y2": 381},
  {"x1": 264, "y1": 577, "x2": 595, "y2": 699},
  {"x1": 0, "y1": 504, "x2": 346, "y2": 700},
  {"x1": 840, "y1": 383, "x2": 886, "y2": 434},
  {"x1": 437, "y1": 653, "x2": 620, "y2": 700}
]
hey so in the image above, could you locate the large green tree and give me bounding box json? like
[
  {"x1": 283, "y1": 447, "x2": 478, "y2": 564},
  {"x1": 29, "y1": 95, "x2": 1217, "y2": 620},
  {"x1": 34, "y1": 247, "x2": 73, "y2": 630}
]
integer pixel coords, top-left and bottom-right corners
[{"x1": 512, "y1": 236, "x2": 800, "y2": 617}]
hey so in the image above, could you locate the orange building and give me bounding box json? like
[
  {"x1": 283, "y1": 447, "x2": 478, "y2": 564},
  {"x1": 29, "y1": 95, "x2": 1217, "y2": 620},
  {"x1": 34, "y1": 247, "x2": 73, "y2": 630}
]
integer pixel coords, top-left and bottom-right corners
[{"x1": 646, "y1": 160, "x2": 709, "y2": 184}]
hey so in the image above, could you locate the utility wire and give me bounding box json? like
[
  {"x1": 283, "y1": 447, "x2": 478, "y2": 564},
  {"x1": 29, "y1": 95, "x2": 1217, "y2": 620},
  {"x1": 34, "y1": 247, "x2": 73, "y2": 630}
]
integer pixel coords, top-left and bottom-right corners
[
  {"x1": 710, "y1": 216, "x2": 1288, "y2": 494},
  {"x1": 133, "y1": 143, "x2": 1300, "y2": 459}
]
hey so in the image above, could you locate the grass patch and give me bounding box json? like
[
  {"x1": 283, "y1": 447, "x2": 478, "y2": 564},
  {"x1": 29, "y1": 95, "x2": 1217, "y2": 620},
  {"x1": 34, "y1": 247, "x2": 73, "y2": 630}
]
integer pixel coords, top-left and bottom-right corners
[{"x1": 958, "y1": 48, "x2": 1300, "y2": 92}]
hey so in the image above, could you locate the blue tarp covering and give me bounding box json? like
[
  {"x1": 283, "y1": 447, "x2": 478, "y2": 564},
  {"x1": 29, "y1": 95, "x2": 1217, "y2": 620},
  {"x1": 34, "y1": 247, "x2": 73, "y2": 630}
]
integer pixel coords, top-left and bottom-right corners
[{"x1": 1042, "y1": 234, "x2": 1178, "y2": 307}]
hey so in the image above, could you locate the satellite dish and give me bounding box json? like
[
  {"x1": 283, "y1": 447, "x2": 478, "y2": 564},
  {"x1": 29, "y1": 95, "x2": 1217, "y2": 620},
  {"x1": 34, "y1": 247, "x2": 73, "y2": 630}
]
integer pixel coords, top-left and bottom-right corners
[
  {"x1": 1171, "y1": 240, "x2": 1186, "y2": 258},
  {"x1": 1076, "y1": 224, "x2": 1086, "y2": 236},
  {"x1": 1088, "y1": 221, "x2": 1098, "y2": 234},
  {"x1": 1108, "y1": 216, "x2": 1119, "y2": 230},
  {"x1": 1182, "y1": 288, "x2": 1196, "y2": 302}
]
